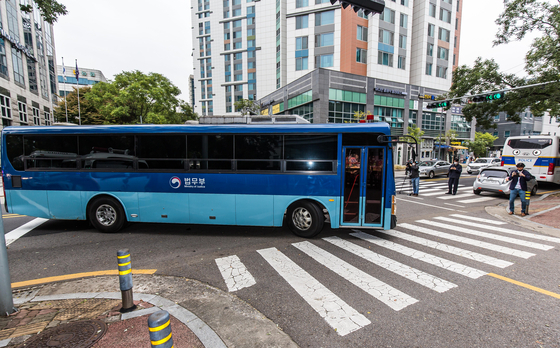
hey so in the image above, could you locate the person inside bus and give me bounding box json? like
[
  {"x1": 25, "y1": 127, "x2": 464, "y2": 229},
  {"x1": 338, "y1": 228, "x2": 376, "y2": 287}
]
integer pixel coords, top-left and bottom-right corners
[
  {"x1": 446, "y1": 157, "x2": 462, "y2": 195},
  {"x1": 506, "y1": 162, "x2": 533, "y2": 216}
]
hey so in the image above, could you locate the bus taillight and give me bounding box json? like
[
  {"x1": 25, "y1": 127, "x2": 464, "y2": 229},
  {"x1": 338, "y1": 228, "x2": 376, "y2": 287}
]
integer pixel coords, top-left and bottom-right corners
[{"x1": 548, "y1": 163, "x2": 555, "y2": 175}]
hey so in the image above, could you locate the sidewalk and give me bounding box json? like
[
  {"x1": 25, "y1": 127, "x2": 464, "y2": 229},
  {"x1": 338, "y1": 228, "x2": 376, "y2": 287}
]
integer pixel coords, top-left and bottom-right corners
[{"x1": 0, "y1": 275, "x2": 299, "y2": 348}]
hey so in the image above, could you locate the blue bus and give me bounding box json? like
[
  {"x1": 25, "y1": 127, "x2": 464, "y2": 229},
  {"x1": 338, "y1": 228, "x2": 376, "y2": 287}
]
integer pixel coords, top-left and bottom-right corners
[{"x1": 1, "y1": 123, "x2": 396, "y2": 237}]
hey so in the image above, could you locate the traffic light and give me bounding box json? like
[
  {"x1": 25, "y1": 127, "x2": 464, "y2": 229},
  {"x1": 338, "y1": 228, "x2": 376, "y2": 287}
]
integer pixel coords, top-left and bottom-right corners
[
  {"x1": 426, "y1": 101, "x2": 449, "y2": 108},
  {"x1": 471, "y1": 91, "x2": 506, "y2": 103},
  {"x1": 329, "y1": 0, "x2": 385, "y2": 16}
]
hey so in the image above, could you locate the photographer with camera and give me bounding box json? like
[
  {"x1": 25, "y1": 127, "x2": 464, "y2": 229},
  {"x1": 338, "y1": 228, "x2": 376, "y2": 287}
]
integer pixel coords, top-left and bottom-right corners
[{"x1": 506, "y1": 162, "x2": 533, "y2": 216}]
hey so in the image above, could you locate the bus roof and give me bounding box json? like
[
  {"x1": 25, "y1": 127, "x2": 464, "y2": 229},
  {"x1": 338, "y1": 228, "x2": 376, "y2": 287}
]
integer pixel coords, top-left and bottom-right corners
[{"x1": 1, "y1": 123, "x2": 392, "y2": 135}]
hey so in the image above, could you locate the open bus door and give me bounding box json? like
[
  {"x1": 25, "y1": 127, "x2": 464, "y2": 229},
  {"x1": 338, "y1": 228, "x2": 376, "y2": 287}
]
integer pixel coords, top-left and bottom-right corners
[{"x1": 341, "y1": 146, "x2": 385, "y2": 227}]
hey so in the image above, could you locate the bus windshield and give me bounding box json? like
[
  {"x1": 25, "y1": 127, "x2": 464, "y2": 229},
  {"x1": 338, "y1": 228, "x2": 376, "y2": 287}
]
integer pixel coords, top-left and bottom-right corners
[{"x1": 507, "y1": 138, "x2": 552, "y2": 149}]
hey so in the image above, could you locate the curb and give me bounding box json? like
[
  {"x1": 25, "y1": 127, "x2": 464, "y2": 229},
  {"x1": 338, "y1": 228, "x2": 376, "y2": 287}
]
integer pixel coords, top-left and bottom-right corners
[{"x1": 0, "y1": 292, "x2": 227, "y2": 348}]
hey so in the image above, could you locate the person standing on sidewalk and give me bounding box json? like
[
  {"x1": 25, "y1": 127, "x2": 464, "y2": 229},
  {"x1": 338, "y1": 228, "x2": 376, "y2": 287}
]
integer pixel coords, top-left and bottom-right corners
[
  {"x1": 409, "y1": 161, "x2": 420, "y2": 196},
  {"x1": 506, "y1": 162, "x2": 533, "y2": 216},
  {"x1": 446, "y1": 157, "x2": 462, "y2": 195}
]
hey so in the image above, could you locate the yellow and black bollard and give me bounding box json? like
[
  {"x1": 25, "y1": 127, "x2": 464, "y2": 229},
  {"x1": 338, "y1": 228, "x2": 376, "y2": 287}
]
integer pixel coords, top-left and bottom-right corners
[
  {"x1": 525, "y1": 191, "x2": 530, "y2": 215},
  {"x1": 117, "y1": 249, "x2": 137, "y2": 313},
  {"x1": 148, "y1": 310, "x2": 174, "y2": 348}
]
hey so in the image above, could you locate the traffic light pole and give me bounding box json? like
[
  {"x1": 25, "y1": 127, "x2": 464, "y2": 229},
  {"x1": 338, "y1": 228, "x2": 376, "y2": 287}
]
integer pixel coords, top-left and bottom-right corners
[{"x1": 0, "y1": 214, "x2": 15, "y2": 316}]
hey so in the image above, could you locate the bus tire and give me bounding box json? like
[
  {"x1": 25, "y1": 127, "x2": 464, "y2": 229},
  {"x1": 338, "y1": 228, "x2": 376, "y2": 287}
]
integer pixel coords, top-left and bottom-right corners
[
  {"x1": 88, "y1": 197, "x2": 126, "y2": 233},
  {"x1": 287, "y1": 201, "x2": 324, "y2": 238}
]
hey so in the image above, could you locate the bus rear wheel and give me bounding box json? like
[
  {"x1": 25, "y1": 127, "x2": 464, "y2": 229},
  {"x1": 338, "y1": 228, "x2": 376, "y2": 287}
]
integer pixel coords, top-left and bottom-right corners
[
  {"x1": 287, "y1": 201, "x2": 324, "y2": 238},
  {"x1": 88, "y1": 197, "x2": 126, "y2": 233}
]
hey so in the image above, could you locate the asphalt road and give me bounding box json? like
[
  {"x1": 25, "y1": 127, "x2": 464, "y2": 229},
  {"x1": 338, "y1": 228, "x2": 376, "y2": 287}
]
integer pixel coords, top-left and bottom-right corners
[{"x1": 4, "y1": 175, "x2": 560, "y2": 347}]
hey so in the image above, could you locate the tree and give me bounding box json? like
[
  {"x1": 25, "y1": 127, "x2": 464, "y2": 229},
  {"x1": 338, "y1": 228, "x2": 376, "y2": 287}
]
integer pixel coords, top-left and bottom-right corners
[
  {"x1": 407, "y1": 124, "x2": 424, "y2": 145},
  {"x1": 234, "y1": 99, "x2": 260, "y2": 116},
  {"x1": 447, "y1": 0, "x2": 560, "y2": 129},
  {"x1": 465, "y1": 132, "x2": 499, "y2": 158},
  {"x1": 86, "y1": 70, "x2": 193, "y2": 124},
  {"x1": 53, "y1": 87, "x2": 105, "y2": 124},
  {"x1": 352, "y1": 110, "x2": 372, "y2": 122},
  {"x1": 18, "y1": 0, "x2": 67, "y2": 24}
]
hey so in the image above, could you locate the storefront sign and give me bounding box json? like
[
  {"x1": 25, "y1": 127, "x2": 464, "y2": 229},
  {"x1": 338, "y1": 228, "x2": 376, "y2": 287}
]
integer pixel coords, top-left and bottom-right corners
[
  {"x1": 272, "y1": 104, "x2": 280, "y2": 114},
  {"x1": 374, "y1": 87, "x2": 407, "y2": 96},
  {"x1": 0, "y1": 28, "x2": 36, "y2": 62}
]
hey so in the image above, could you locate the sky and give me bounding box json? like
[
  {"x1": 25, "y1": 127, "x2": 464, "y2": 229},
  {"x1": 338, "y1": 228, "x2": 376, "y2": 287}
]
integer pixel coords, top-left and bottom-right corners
[{"x1": 53, "y1": 0, "x2": 538, "y2": 101}]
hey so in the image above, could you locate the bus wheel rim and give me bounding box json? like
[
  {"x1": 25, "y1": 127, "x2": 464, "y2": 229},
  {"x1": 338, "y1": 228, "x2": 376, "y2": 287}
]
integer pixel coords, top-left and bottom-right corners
[
  {"x1": 292, "y1": 207, "x2": 312, "y2": 231},
  {"x1": 96, "y1": 204, "x2": 116, "y2": 226}
]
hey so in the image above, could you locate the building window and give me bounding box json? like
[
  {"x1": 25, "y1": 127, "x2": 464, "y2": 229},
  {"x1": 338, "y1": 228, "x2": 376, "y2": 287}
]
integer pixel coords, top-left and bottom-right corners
[
  {"x1": 0, "y1": 95, "x2": 11, "y2": 119},
  {"x1": 44, "y1": 111, "x2": 51, "y2": 126},
  {"x1": 235, "y1": 73, "x2": 243, "y2": 81},
  {"x1": 234, "y1": 41, "x2": 242, "y2": 49},
  {"x1": 427, "y1": 43, "x2": 433, "y2": 56},
  {"x1": 400, "y1": 13, "x2": 408, "y2": 28},
  {"x1": 356, "y1": 48, "x2": 367, "y2": 63},
  {"x1": 233, "y1": 31, "x2": 242, "y2": 39},
  {"x1": 357, "y1": 25, "x2": 368, "y2": 41},
  {"x1": 224, "y1": 43, "x2": 231, "y2": 51},
  {"x1": 247, "y1": 6, "x2": 255, "y2": 14},
  {"x1": 247, "y1": 61, "x2": 255, "y2": 69},
  {"x1": 438, "y1": 28, "x2": 450, "y2": 42},
  {"x1": 12, "y1": 51, "x2": 25, "y2": 86},
  {"x1": 429, "y1": 3, "x2": 436, "y2": 17},
  {"x1": 32, "y1": 107, "x2": 40, "y2": 125},
  {"x1": 357, "y1": 9, "x2": 368, "y2": 19},
  {"x1": 379, "y1": 29, "x2": 394, "y2": 46},
  {"x1": 235, "y1": 52, "x2": 243, "y2": 60},
  {"x1": 399, "y1": 35, "x2": 407, "y2": 49},
  {"x1": 296, "y1": 57, "x2": 308, "y2": 70},
  {"x1": 233, "y1": 8, "x2": 242, "y2": 16},
  {"x1": 377, "y1": 51, "x2": 393, "y2": 66},
  {"x1": 247, "y1": 40, "x2": 255, "y2": 47},
  {"x1": 18, "y1": 102, "x2": 27, "y2": 123},
  {"x1": 440, "y1": 8, "x2": 451, "y2": 23},
  {"x1": 428, "y1": 24, "x2": 435, "y2": 37},
  {"x1": 233, "y1": 20, "x2": 242, "y2": 28},
  {"x1": 437, "y1": 46, "x2": 449, "y2": 60},
  {"x1": 296, "y1": 36, "x2": 308, "y2": 50},
  {"x1": 224, "y1": 22, "x2": 230, "y2": 30},
  {"x1": 296, "y1": 15, "x2": 308, "y2": 29},
  {"x1": 401, "y1": 0, "x2": 409, "y2": 5},
  {"x1": 296, "y1": 0, "x2": 308, "y2": 8},
  {"x1": 247, "y1": 28, "x2": 255, "y2": 36},
  {"x1": 234, "y1": 63, "x2": 243, "y2": 70},
  {"x1": 315, "y1": 32, "x2": 334, "y2": 47},
  {"x1": 317, "y1": 54, "x2": 334, "y2": 67},
  {"x1": 315, "y1": 10, "x2": 334, "y2": 26},
  {"x1": 505, "y1": 130, "x2": 510, "y2": 137},
  {"x1": 398, "y1": 56, "x2": 405, "y2": 69},
  {"x1": 436, "y1": 65, "x2": 448, "y2": 78},
  {"x1": 426, "y1": 63, "x2": 432, "y2": 75},
  {"x1": 381, "y1": 8, "x2": 395, "y2": 24},
  {"x1": 329, "y1": 101, "x2": 364, "y2": 123},
  {"x1": 234, "y1": 84, "x2": 243, "y2": 92}
]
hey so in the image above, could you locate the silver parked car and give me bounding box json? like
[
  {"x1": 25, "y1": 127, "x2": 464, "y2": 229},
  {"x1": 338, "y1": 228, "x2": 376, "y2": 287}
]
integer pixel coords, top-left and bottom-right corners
[
  {"x1": 419, "y1": 160, "x2": 451, "y2": 178},
  {"x1": 467, "y1": 157, "x2": 502, "y2": 174},
  {"x1": 473, "y1": 167, "x2": 538, "y2": 196}
]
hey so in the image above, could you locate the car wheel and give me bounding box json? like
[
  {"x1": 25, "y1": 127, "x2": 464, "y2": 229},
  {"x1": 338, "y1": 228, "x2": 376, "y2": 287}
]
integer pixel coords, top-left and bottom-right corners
[
  {"x1": 88, "y1": 196, "x2": 126, "y2": 233},
  {"x1": 287, "y1": 201, "x2": 324, "y2": 238},
  {"x1": 473, "y1": 189, "x2": 481, "y2": 195},
  {"x1": 428, "y1": 171, "x2": 435, "y2": 179},
  {"x1": 531, "y1": 185, "x2": 538, "y2": 196}
]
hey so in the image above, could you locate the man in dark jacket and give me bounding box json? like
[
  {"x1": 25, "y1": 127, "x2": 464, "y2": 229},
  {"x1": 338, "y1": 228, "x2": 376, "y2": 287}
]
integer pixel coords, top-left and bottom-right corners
[
  {"x1": 409, "y1": 161, "x2": 420, "y2": 196},
  {"x1": 446, "y1": 157, "x2": 462, "y2": 195},
  {"x1": 506, "y1": 163, "x2": 533, "y2": 216}
]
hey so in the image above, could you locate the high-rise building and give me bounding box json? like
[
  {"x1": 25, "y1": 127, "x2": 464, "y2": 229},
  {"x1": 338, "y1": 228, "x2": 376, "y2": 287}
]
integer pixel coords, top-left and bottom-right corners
[
  {"x1": 191, "y1": 0, "x2": 463, "y2": 117},
  {"x1": 0, "y1": 0, "x2": 59, "y2": 128}
]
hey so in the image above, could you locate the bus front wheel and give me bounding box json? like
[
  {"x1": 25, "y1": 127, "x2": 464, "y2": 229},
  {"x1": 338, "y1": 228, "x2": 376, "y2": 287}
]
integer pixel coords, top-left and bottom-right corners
[
  {"x1": 88, "y1": 197, "x2": 126, "y2": 233},
  {"x1": 287, "y1": 201, "x2": 324, "y2": 238}
]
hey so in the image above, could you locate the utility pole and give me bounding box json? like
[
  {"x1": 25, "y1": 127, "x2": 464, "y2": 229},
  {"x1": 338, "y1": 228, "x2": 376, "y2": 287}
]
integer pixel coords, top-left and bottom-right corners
[{"x1": 0, "y1": 214, "x2": 15, "y2": 316}]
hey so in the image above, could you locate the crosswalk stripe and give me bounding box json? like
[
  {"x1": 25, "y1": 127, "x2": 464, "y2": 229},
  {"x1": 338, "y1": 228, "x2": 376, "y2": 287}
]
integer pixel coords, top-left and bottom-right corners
[
  {"x1": 450, "y1": 214, "x2": 507, "y2": 225},
  {"x1": 215, "y1": 255, "x2": 256, "y2": 292},
  {"x1": 257, "y1": 247, "x2": 370, "y2": 336},
  {"x1": 435, "y1": 216, "x2": 560, "y2": 244},
  {"x1": 420, "y1": 219, "x2": 553, "y2": 251},
  {"x1": 293, "y1": 241, "x2": 419, "y2": 309},
  {"x1": 387, "y1": 227, "x2": 514, "y2": 268},
  {"x1": 351, "y1": 231, "x2": 487, "y2": 279},
  {"x1": 456, "y1": 197, "x2": 497, "y2": 203},
  {"x1": 5, "y1": 218, "x2": 48, "y2": 246},
  {"x1": 323, "y1": 237, "x2": 456, "y2": 293},
  {"x1": 437, "y1": 192, "x2": 474, "y2": 200},
  {"x1": 419, "y1": 187, "x2": 471, "y2": 197}
]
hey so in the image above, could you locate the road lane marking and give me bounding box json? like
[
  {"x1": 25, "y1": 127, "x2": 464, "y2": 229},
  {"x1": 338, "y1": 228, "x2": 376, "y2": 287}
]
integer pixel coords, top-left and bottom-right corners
[
  {"x1": 396, "y1": 198, "x2": 467, "y2": 212},
  {"x1": 215, "y1": 255, "x2": 256, "y2": 292},
  {"x1": 419, "y1": 219, "x2": 552, "y2": 251},
  {"x1": 444, "y1": 203, "x2": 466, "y2": 208},
  {"x1": 351, "y1": 231, "x2": 487, "y2": 279},
  {"x1": 437, "y1": 193, "x2": 475, "y2": 200},
  {"x1": 487, "y1": 273, "x2": 560, "y2": 300},
  {"x1": 257, "y1": 247, "x2": 370, "y2": 336},
  {"x1": 5, "y1": 218, "x2": 49, "y2": 246},
  {"x1": 387, "y1": 226, "x2": 513, "y2": 268},
  {"x1": 434, "y1": 216, "x2": 560, "y2": 244},
  {"x1": 450, "y1": 214, "x2": 507, "y2": 225},
  {"x1": 323, "y1": 237, "x2": 456, "y2": 293},
  {"x1": 11, "y1": 269, "x2": 158, "y2": 288},
  {"x1": 456, "y1": 197, "x2": 497, "y2": 204}
]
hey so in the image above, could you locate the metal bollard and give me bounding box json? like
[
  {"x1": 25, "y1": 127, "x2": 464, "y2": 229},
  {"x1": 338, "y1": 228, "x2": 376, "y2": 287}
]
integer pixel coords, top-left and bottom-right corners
[
  {"x1": 117, "y1": 249, "x2": 137, "y2": 313},
  {"x1": 525, "y1": 191, "x2": 530, "y2": 215},
  {"x1": 148, "y1": 310, "x2": 174, "y2": 348}
]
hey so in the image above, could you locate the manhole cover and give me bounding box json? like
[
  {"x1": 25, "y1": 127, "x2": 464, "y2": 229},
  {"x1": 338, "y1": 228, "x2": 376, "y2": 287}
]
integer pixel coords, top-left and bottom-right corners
[{"x1": 18, "y1": 319, "x2": 107, "y2": 348}]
